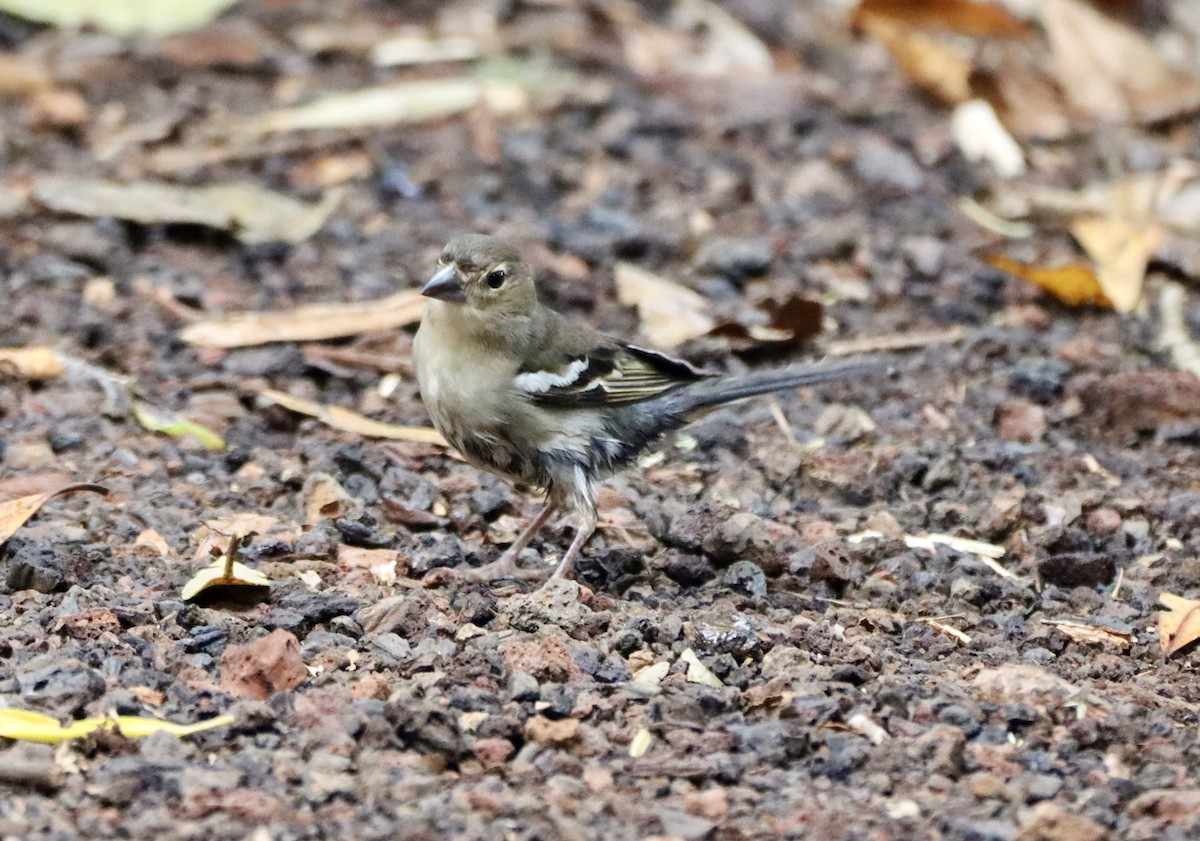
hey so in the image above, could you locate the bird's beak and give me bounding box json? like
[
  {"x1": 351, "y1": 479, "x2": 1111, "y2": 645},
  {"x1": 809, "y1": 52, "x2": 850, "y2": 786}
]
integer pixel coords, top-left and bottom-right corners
[{"x1": 421, "y1": 265, "x2": 466, "y2": 302}]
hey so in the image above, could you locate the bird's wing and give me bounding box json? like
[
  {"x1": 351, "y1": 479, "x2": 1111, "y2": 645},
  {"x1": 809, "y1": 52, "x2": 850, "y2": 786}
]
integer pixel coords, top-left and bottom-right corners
[{"x1": 514, "y1": 343, "x2": 712, "y2": 408}]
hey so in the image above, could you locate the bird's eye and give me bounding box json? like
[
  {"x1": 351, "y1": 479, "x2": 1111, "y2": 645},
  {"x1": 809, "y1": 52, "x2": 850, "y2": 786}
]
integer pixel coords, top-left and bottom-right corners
[{"x1": 486, "y1": 268, "x2": 506, "y2": 289}]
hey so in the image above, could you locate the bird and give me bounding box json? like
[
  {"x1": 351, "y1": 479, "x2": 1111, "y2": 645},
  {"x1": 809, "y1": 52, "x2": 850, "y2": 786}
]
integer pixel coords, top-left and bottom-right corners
[{"x1": 412, "y1": 234, "x2": 885, "y2": 583}]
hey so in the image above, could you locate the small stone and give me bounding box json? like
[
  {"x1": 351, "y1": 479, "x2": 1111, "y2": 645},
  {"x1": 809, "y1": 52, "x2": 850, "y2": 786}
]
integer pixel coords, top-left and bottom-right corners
[
  {"x1": 471, "y1": 737, "x2": 515, "y2": 767},
  {"x1": 1016, "y1": 802, "x2": 1109, "y2": 841},
  {"x1": 524, "y1": 715, "x2": 580, "y2": 747},
  {"x1": 996, "y1": 401, "x2": 1046, "y2": 443},
  {"x1": 1085, "y1": 508, "x2": 1122, "y2": 535},
  {"x1": 853, "y1": 136, "x2": 923, "y2": 193},
  {"x1": 1017, "y1": 772, "x2": 1064, "y2": 802},
  {"x1": 507, "y1": 671, "x2": 540, "y2": 701},
  {"x1": 1037, "y1": 553, "x2": 1114, "y2": 588},
  {"x1": 652, "y1": 550, "x2": 714, "y2": 586},
  {"x1": 499, "y1": 631, "x2": 580, "y2": 684},
  {"x1": 4, "y1": 541, "x2": 66, "y2": 593},
  {"x1": 694, "y1": 237, "x2": 773, "y2": 282},
  {"x1": 722, "y1": 560, "x2": 767, "y2": 598},
  {"x1": 967, "y1": 772, "x2": 1006, "y2": 799},
  {"x1": 798, "y1": 519, "x2": 838, "y2": 544},
  {"x1": 219, "y1": 629, "x2": 308, "y2": 701}
]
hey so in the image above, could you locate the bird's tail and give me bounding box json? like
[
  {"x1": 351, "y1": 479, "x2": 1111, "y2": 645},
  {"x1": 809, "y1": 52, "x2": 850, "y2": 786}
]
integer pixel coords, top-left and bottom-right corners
[{"x1": 674, "y1": 356, "x2": 891, "y2": 416}]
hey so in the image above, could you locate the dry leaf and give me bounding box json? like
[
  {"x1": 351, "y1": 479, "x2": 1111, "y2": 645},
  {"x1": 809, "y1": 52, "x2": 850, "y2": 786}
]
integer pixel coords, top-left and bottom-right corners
[
  {"x1": 0, "y1": 0, "x2": 240, "y2": 37},
  {"x1": 1070, "y1": 215, "x2": 1161, "y2": 313},
  {"x1": 181, "y1": 534, "x2": 271, "y2": 602},
  {"x1": 853, "y1": 0, "x2": 1029, "y2": 37},
  {"x1": 34, "y1": 179, "x2": 341, "y2": 245},
  {"x1": 857, "y1": 13, "x2": 973, "y2": 105},
  {"x1": 981, "y1": 253, "x2": 1113, "y2": 308},
  {"x1": 235, "y1": 78, "x2": 530, "y2": 135},
  {"x1": 1159, "y1": 592, "x2": 1200, "y2": 656},
  {"x1": 679, "y1": 648, "x2": 724, "y2": 687},
  {"x1": 614, "y1": 262, "x2": 714, "y2": 348},
  {"x1": 180, "y1": 290, "x2": 425, "y2": 348},
  {"x1": 371, "y1": 34, "x2": 482, "y2": 67},
  {"x1": 1043, "y1": 0, "x2": 1200, "y2": 125},
  {"x1": 0, "y1": 346, "x2": 65, "y2": 381},
  {"x1": 0, "y1": 708, "x2": 235, "y2": 744},
  {"x1": 1042, "y1": 617, "x2": 1133, "y2": 648},
  {"x1": 261, "y1": 389, "x2": 447, "y2": 445},
  {"x1": 131, "y1": 401, "x2": 226, "y2": 450},
  {"x1": 0, "y1": 484, "x2": 108, "y2": 546},
  {"x1": 970, "y1": 45, "x2": 1074, "y2": 140},
  {"x1": 709, "y1": 295, "x2": 823, "y2": 351}
]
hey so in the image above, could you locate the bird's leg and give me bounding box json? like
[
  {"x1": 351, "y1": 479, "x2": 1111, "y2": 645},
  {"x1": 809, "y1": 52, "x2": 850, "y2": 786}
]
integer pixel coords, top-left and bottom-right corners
[
  {"x1": 549, "y1": 510, "x2": 598, "y2": 580},
  {"x1": 427, "y1": 502, "x2": 554, "y2": 583}
]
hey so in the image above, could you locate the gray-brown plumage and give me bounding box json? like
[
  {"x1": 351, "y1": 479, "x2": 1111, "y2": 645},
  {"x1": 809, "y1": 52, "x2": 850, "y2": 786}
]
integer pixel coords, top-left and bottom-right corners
[{"x1": 412, "y1": 234, "x2": 885, "y2": 583}]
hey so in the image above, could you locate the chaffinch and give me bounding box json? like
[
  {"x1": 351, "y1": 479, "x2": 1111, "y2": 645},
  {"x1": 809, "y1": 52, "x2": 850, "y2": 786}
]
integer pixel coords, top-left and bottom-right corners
[{"x1": 412, "y1": 234, "x2": 885, "y2": 583}]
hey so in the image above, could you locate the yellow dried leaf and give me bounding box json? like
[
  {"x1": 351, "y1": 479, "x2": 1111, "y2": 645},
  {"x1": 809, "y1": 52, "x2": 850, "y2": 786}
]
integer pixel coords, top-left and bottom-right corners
[
  {"x1": 0, "y1": 708, "x2": 234, "y2": 744},
  {"x1": 857, "y1": 13, "x2": 973, "y2": 105},
  {"x1": 0, "y1": 484, "x2": 108, "y2": 546},
  {"x1": 982, "y1": 253, "x2": 1113, "y2": 308},
  {"x1": 1070, "y1": 215, "x2": 1161, "y2": 314},
  {"x1": 180, "y1": 556, "x2": 270, "y2": 602},
  {"x1": 180, "y1": 290, "x2": 425, "y2": 348},
  {"x1": 0, "y1": 346, "x2": 66, "y2": 381},
  {"x1": 1159, "y1": 592, "x2": 1200, "y2": 656},
  {"x1": 260, "y1": 389, "x2": 447, "y2": 445},
  {"x1": 132, "y1": 401, "x2": 226, "y2": 450},
  {"x1": 0, "y1": 0, "x2": 240, "y2": 37}
]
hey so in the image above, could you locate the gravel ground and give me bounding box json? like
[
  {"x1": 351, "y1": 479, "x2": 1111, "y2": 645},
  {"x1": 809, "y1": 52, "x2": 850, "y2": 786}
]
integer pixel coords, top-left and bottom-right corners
[{"x1": 3, "y1": 2, "x2": 1200, "y2": 840}]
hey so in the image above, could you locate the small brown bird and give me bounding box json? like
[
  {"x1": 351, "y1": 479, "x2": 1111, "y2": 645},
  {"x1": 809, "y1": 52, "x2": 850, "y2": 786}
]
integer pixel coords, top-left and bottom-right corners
[{"x1": 413, "y1": 234, "x2": 884, "y2": 582}]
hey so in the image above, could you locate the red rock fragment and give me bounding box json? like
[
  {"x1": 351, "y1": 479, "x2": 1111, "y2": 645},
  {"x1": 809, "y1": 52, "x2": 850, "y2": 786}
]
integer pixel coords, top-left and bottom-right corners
[{"x1": 219, "y1": 629, "x2": 307, "y2": 701}]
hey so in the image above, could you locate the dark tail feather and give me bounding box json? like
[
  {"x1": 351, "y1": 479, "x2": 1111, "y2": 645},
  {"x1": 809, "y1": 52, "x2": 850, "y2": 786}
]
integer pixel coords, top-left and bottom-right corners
[{"x1": 675, "y1": 356, "x2": 891, "y2": 416}]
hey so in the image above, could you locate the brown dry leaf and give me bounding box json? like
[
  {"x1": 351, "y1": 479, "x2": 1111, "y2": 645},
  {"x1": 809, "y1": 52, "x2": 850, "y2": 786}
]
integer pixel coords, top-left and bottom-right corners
[
  {"x1": 710, "y1": 295, "x2": 824, "y2": 351},
  {"x1": 1043, "y1": 0, "x2": 1200, "y2": 125},
  {"x1": 180, "y1": 290, "x2": 425, "y2": 348},
  {"x1": 192, "y1": 512, "x2": 284, "y2": 560},
  {"x1": 970, "y1": 45, "x2": 1073, "y2": 140},
  {"x1": 1041, "y1": 618, "x2": 1133, "y2": 648},
  {"x1": 614, "y1": 262, "x2": 715, "y2": 349},
  {"x1": 34, "y1": 179, "x2": 341, "y2": 245},
  {"x1": 853, "y1": 0, "x2": 1029, "y2": 37},
  {"x1": 0, "y1": 346, "x2": 65, "y2": 381},
  {"x1": 0, "y1": 484, "x2": 108, "y2": 546},
  {"x1": 981, "y1": 253, "x2": 1113, "y2": 308},
  {"x1": 1070, "y1": 214, "x2": 1162, "y2": 314},
  {"x1": 261, "y1": 389, "x2": 447, "y2": 446},
  {"x1": 303, "y1": 473, "x2": 353, "y2": 525},
  {"x1": 856, "y1": 13, "x2": 974, "y2": 105},
  {"x1": 1159, "y1": 592, "x2": 1200, "y2": 656}
]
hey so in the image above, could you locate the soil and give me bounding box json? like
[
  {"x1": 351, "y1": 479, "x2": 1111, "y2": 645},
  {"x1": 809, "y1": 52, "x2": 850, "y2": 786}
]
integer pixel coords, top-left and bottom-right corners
[{"x1": 3, "y1": 2, "x2": 1200, "y2": 840}]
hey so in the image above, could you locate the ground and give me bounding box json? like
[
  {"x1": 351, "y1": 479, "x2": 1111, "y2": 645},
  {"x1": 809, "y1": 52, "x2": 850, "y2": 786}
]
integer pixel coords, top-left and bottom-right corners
[{"x1": 2, "y1": 2, "x2": 1200, "y2": 840}]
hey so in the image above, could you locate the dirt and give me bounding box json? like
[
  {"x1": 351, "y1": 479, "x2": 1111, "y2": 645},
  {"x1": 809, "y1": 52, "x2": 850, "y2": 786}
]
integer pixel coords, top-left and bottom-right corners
[{"x1": 3, "y1": 2, "x2": 1200, "y2": 840}]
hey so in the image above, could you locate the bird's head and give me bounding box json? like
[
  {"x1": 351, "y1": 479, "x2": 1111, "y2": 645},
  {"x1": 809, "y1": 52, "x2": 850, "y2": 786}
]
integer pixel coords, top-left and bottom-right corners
[{"x1": 421, "y1": 234, "x2": 537, "y2": 319}]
